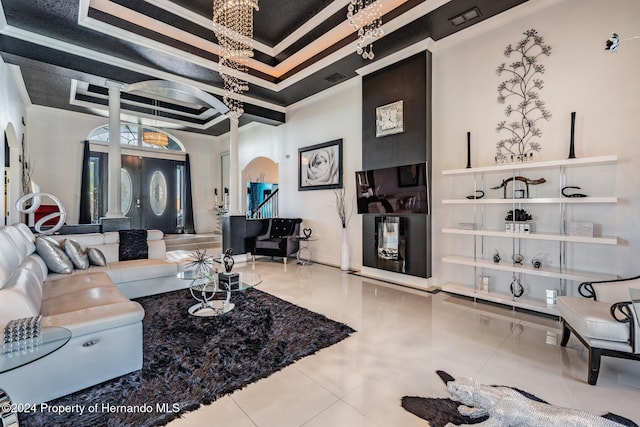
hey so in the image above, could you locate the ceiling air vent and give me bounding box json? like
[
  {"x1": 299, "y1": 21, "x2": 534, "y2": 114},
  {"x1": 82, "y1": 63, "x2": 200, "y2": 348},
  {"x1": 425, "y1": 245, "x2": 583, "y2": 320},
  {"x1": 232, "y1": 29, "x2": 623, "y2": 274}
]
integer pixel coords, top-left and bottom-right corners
[
  {"x1": 324, "y1": 73, "x2": 347, "y2": 83},
  {"x1": 449, "y1": 7, "x2": 481, "y2": 26}
]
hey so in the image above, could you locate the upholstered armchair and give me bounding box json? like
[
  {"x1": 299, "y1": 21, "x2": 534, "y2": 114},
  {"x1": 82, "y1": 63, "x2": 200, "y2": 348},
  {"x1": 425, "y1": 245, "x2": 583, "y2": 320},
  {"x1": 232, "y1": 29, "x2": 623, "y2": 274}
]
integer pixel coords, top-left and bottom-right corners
[
  {"x1": 557, "y1": 276, "x2": 640, "y2": 385},
  {"x1": 250, "y1": 218, "x2": 302, "y2": 264}
]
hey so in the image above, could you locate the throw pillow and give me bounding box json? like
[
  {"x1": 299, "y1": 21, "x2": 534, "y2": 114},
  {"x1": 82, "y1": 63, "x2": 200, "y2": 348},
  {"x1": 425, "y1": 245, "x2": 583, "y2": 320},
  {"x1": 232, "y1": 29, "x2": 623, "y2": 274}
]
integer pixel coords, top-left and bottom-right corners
[
  {"x1": 270, "y1": 219, "x2": 292, "y2": 239},
  {"x1": 64, "y1": 239, "x2": 89, "y2": 270},
  {"x1": 118, "y1": 229, "x2": 148, "y2": 261},
  {"x1": 86, "y1": 247, "x2": 107, "y2": 266},
  {"x1": 35, "y1": 236, "x2": 73, "y2": 274}
]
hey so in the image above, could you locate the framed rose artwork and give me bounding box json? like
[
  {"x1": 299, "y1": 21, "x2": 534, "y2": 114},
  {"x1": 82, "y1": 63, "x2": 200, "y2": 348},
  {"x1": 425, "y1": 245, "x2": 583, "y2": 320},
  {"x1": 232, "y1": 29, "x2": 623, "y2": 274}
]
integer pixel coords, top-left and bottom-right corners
[{"x1": 298, "y1": 139, "x2": 343, "y2": 191}]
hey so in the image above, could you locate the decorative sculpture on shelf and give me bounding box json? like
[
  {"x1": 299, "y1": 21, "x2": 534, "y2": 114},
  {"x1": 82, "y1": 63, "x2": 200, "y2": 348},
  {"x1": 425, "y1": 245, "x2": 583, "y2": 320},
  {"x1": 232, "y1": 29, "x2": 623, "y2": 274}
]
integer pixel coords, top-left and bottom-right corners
[
  {"x1": 561, "y1": 186, "x2": 587, "y2": 198},
  {"x1": 532, "y1": 257, "x2": 542, "y2": 269},
  {"x1": 568, "y1": 112, "x2": 577, "y2": 159},
  {"x1": 505, "y1": 208, "x2": 532, "y2": 222},
  {"x1": 466, "y1": 190, "x2": 485, "y2": 200},
  {"x1": 495, "y1": 29, "x2": 552, "y2": 163},
  {"x1": 492, "y1": 250, "x2": 501, "y2": 264},
  {"x1": 509, "y1": 274, "x2": 524, "y2": 297},
  {"x1": 491, "y1": 176, "x2": 546, "y2": 199},
  {"x1": 465, "y1": 132, "x2": 471, "y2": 168}
]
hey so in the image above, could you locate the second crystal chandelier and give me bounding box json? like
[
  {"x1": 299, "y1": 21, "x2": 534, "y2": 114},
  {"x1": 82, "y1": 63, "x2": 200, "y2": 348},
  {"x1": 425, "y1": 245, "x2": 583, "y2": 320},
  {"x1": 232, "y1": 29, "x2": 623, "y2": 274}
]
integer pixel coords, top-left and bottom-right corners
[{"x1": 347, "y1": 0, "x2": 383, "y2": 59}]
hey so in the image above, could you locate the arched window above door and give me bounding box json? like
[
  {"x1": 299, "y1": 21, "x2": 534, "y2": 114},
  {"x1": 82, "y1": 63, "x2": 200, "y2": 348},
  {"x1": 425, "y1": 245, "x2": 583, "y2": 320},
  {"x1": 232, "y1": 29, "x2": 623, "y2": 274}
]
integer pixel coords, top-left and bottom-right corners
[{"x1": 87, "y1": 124, "x2": 185, "y2": 151}]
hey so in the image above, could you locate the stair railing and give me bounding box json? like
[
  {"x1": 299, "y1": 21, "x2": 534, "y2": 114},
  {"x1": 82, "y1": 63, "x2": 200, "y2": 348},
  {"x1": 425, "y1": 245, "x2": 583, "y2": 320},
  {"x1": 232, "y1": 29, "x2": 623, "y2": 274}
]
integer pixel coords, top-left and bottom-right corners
[{"x1": 249, "y1": 188, "x2": 279, "y2": 218}]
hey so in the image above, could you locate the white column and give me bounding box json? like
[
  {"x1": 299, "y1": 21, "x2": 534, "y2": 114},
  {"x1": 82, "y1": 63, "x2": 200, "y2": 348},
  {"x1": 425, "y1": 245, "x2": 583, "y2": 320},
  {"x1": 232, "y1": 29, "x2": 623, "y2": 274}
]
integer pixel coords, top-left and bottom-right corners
[
  {"x1": 228, "y1": 114, "x2": 242, "y2": 215},
  {"x1": 105, "y1": 81, "x2": 125, "y2": 218}
]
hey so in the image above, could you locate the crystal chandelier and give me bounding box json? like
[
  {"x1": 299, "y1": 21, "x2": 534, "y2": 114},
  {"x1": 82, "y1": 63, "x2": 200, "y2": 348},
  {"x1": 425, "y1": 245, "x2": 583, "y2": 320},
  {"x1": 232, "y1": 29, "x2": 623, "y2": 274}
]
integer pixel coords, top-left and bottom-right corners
[
  {"x1": 143, "y1": 98, "x2": 169, "y2": 147},
  {"x1": 212, "y1": 0, "x2": 259, "y2": 118},
  {"x1": 347, "y1": 0, "x2": 383, "y2": 60}
]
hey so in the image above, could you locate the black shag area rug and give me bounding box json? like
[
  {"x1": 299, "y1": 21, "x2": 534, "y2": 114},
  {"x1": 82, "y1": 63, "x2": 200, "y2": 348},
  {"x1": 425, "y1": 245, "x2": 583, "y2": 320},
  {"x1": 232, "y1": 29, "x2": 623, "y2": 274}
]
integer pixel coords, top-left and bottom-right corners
[
  {"x1": 401, "y1": 371, "x2": 639, "y2": 427},
  {"x1": 20, "y1": 288, "x2": 355, "y2": 426}
]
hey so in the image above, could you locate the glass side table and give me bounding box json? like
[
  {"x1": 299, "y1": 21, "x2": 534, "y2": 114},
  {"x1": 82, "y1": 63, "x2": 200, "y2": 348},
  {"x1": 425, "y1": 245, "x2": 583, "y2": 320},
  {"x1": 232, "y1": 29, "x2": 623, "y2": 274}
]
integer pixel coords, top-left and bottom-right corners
[
  {"x1": 295, "y1": 237, "x2": 317, "y2": 266},
  {"x1": 0, "y1": 326, "x2": 71, "y2": 426}
]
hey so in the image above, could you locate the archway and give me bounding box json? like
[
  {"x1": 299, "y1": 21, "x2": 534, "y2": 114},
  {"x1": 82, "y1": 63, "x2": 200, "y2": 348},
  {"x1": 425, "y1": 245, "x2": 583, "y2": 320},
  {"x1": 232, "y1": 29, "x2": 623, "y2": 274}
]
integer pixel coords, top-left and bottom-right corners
[{"x1": 244, "y1": 156, "x2": 278, "y2": 217}]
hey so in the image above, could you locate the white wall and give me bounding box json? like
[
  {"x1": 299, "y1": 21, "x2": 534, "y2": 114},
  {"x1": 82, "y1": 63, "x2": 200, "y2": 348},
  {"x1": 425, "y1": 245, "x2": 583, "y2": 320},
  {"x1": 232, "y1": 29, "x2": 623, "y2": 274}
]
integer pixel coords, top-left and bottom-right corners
[
  {"x1": 431, "y1": 0, "x2": 640, "y2": 297},
  {"x1": 0, "y1": 59, "x2": 27, "y2": 225},
  {"x1": 170, "y1": 128, "x2": 226, "y2": 233},
  {"x1": 237, "y1": 78, "x2": 363, "y2": 268}
]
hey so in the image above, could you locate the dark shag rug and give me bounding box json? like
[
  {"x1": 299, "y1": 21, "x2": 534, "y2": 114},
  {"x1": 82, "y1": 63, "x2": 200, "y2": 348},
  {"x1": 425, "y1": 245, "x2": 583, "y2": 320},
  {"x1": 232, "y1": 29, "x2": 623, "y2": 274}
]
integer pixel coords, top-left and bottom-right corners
[
  {"x1": 401, "y1": 371, "x2": 639, "y2": 427},
  {"x1": 20, "y1": 288, "x2": 355, "y2": 426}
]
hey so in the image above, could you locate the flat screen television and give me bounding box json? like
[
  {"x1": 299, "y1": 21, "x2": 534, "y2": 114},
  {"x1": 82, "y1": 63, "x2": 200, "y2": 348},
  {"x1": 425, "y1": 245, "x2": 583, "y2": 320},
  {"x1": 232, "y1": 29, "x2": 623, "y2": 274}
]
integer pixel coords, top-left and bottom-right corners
[{"x1": 355, "y1": 162, "x2": 429, "y2": 214}]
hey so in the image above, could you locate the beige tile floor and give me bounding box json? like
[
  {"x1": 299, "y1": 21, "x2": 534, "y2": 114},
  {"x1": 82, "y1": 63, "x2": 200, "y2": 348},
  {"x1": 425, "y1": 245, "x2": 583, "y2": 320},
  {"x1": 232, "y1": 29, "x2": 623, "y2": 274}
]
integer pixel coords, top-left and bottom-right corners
[{"x1": 169, "y1": 261, "x2": 640, "y2": 426}]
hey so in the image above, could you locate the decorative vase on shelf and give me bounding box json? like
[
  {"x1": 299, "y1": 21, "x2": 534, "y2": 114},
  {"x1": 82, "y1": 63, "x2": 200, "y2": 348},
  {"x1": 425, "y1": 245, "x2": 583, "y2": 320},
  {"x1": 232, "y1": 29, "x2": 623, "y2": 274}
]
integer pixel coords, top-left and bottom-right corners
[{"x1": 341, "y1": 228, "x2": 350, "y2": 271}]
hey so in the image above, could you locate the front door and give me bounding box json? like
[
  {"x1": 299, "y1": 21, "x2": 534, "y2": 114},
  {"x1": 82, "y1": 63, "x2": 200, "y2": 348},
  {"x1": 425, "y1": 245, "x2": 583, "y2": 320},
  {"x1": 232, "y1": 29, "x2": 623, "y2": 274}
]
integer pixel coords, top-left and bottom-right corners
[{"x1": 121, "y1": 155, "x2": 180, "y2": 233}]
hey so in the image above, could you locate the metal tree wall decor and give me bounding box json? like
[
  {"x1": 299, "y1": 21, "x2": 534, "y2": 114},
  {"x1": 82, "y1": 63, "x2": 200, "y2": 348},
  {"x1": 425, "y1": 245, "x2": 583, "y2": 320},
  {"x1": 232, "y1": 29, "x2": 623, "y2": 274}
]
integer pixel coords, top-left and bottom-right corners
[{"x1": 495, "y1": 29, "x2": 552, "y2": 163}]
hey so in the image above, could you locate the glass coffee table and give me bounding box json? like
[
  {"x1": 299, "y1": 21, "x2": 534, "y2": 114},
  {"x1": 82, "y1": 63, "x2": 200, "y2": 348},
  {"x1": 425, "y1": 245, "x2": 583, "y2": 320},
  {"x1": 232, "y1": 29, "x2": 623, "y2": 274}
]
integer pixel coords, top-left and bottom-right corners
[
  {"x1": 177, "y1": 269, "x2": 262, "y2": 317},
  {"x1": 1, "y1": 326, "x2": 71, "y2": 426}
]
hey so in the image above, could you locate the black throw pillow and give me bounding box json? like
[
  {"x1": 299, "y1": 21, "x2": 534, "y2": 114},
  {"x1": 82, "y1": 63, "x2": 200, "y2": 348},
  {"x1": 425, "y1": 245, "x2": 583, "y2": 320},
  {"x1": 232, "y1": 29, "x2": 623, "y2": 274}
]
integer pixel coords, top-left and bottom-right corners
[{"x1": 119, "y1": 229, "x2": 148, "y2": 261}]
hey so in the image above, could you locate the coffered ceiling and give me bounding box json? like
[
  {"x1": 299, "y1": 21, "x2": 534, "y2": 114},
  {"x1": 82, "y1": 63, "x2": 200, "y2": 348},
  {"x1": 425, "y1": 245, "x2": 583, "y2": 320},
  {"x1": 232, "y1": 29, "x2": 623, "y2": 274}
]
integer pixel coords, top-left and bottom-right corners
[{"x1": 0, "y1": 0, "x2": 527, "y2": 136}]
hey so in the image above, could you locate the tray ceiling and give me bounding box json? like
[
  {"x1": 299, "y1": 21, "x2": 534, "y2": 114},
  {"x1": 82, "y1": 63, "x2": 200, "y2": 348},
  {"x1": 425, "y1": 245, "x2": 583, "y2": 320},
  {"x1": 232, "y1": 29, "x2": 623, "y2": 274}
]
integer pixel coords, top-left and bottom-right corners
[{"x1": 0, "y1": 0, "x2": 527, "y2": 136}]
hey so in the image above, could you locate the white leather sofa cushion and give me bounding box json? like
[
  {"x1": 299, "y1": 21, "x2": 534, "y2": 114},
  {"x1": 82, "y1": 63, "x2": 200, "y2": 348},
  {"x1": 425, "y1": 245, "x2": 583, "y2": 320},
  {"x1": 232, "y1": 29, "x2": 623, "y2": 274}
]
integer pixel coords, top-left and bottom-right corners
[
  {"x1": 25, "y1": 254, "x2": 49, "y2": 283},
  {"x1": 0, "y1": 232, "x2": 23, "y2": 285},
  {"x1": 592, "y1": 278, "x2": 640, "y2": 303},
  {"x1": 43, "y1": 271, "x2": 113, "y2": 299},
  {"x1": 0, "y1": 268, "x2": 42, "y2": 324},
  {"x1": 148, "y1": 240, "x2": 167, "y2": 260},
  {"x1": 3, "y1": 225, "x2": 34, "y2": 258},
  {"x1": 51, "y1": 232, "x2": 103, "y2": 247},
  {"x1": 40, "y1": 271, "x2": 144, "y2": 336},
  {"x1": 558, "y1": 296, "x2": 630, "y2": 344},
  {"x1": 105, "y1": 259, "x2": 178, "y2": 283},
  {"x1": 41, "y1": 300, "x2": 144, "y2": 337},
  {"x1": 42, "y1": 283, "x2": 132, "y2": 316}
]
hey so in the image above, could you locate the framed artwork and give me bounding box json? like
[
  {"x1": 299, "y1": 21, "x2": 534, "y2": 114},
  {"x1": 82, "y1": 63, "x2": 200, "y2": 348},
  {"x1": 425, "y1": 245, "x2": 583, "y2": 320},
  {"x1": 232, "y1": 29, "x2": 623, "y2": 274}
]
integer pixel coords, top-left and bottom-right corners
[
  {"x1": 397, "y1": 164, "x2": 419, "y2": 187},
  {"x1": 376, "y1": 100, "x2": 404, "y2": 137},
  {"x1": 298, "y1": 139, "x2": 343, "y2": 191}
]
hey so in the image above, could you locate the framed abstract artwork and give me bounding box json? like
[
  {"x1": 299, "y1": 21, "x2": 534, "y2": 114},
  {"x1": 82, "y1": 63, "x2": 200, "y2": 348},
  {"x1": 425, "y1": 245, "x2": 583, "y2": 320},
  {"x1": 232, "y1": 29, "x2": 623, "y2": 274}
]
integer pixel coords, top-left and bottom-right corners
[
  {"x1": 298, "y1": 139, "x2": 343, "y2": 191},
  {"x1": 376, "y1": 100, "x2": 404, "y2": 137}
]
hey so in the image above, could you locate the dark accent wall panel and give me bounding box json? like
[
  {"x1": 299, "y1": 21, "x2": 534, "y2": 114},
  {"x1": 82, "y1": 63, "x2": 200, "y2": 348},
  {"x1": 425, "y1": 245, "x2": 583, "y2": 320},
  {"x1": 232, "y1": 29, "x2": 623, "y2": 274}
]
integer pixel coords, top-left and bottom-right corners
[
  {"x1": 361, "y1": 51, "x2": 431, "y2": 279},
  {"x1": 362, "y1": 52, "x2": 427, "y2": 170}
]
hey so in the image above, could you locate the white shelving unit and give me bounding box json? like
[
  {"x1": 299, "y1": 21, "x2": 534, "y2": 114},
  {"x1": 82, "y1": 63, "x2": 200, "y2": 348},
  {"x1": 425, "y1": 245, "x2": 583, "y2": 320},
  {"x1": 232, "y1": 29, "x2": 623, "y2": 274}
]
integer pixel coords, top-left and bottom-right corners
[{"x1": 440, "y1": 155, "x2": 618, "y2": 315}]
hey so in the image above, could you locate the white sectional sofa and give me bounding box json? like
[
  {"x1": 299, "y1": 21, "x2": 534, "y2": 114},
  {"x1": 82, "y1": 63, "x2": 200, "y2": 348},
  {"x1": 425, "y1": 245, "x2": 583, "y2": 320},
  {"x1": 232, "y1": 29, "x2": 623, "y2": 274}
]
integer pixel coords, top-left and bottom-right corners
[
  {"x1": 0, "y1": 224, "x2": 189, "y2": 405},
  {"x1": 48, "y1": 229, "x2": 187, "y2": 299}
]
